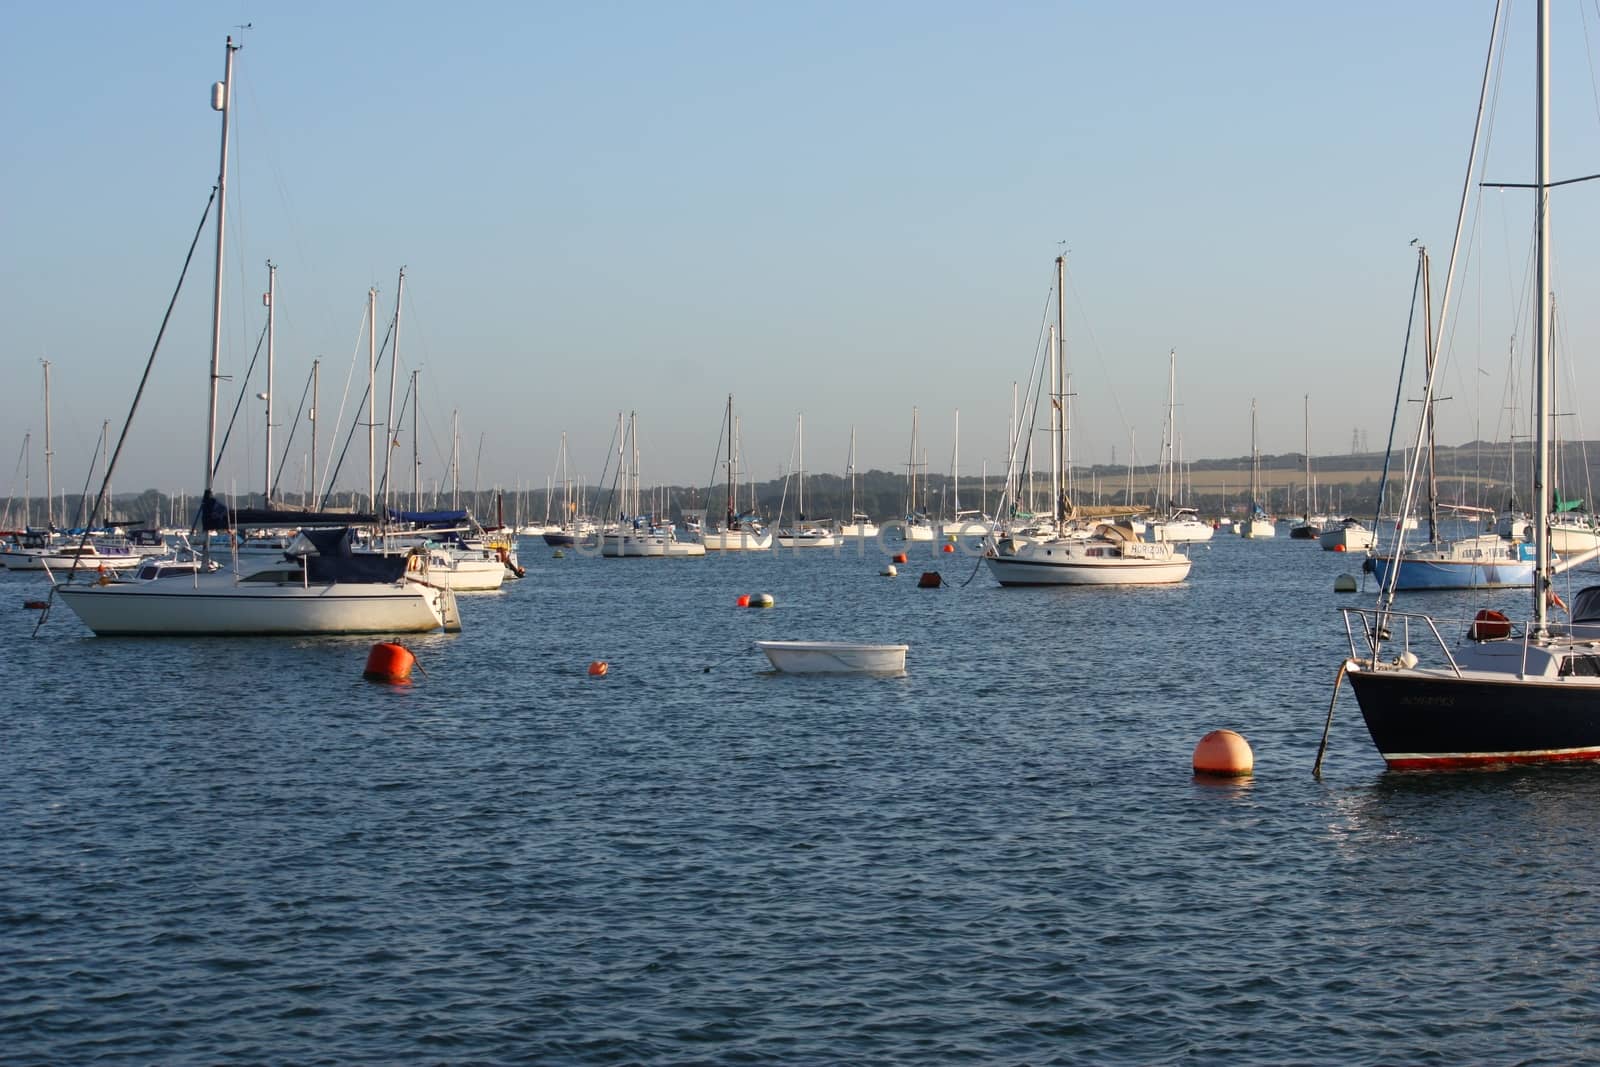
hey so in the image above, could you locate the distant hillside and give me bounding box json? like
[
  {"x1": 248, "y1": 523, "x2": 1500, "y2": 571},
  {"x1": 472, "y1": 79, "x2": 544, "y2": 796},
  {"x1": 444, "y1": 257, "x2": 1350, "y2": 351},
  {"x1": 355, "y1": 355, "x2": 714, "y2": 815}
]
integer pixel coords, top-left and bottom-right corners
[{"x1": 13, "y1": 440, "x2": 1598, "y2": 528}]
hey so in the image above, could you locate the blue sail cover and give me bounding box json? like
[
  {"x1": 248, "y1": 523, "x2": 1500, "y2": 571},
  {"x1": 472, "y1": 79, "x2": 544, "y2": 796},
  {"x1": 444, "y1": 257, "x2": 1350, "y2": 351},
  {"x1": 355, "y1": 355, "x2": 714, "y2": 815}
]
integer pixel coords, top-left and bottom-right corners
[{"x1": 297, "y1": 526, "x2": 409, "y2": 583}]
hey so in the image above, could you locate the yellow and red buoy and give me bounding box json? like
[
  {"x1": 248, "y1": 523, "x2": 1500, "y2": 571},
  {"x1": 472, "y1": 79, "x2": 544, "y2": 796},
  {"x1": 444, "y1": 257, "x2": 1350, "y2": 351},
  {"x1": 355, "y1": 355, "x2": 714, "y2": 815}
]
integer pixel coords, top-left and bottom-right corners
[
  {"x1": 363, "y1": 642, "x2": 416, "y2": 683},
  {"x1": 1193, "y1": 729, "x2": 1253, "y2": 777}
]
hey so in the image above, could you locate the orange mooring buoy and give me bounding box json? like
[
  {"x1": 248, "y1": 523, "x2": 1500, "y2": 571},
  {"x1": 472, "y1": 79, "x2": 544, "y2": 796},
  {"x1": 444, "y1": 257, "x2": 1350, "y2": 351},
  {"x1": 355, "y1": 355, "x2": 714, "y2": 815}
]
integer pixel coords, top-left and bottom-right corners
[
  {"x1": 941, "y1": 542, "x2": 955, "y2": 553},
  {"x1": 363, "y1": 642, "x2": 416, "y2": 683},
  {"x1": 588, "y1": 660, "x2": 609, "y2": 677},
  {"x1": 917, "y1": 571, "x2": 943, "y2": 588},
  {"x1": 1193, "y1": 729, "x2": 1254, "y2": 777},
  {"x1": 1333, "y1": 543, "x2": 1347, "y2": 553},
  {"x1": 736, "y1": 594, "x2": 751, "y2": 608},
  {"x1": 893, "y1": 552, "x2": 909, "y2": 564}
]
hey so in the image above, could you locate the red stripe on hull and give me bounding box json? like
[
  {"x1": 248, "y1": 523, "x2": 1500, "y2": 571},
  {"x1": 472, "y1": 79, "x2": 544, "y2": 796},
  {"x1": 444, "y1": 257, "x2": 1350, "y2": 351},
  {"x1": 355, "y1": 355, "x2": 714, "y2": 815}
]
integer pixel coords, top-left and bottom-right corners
[{"x1": 1384, "y1": 748, "x2": 1600, "y2": 771}]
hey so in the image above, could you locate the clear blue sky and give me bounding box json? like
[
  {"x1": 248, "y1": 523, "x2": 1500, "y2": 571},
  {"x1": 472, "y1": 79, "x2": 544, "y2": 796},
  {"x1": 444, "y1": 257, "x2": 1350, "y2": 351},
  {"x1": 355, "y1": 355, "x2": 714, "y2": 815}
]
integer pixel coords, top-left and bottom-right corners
[{"x1": 5, "y1": 2, "x2": 1600, "y2": 502}]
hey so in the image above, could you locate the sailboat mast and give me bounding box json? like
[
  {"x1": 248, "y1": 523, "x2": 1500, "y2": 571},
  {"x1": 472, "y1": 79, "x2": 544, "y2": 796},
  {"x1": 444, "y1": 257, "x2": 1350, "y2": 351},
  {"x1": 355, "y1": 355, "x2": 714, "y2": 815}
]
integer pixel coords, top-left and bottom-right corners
[
  {"x1": 952, "y1": 409, "x2": 960, "y2": 514},
  {"x1": 41, "y1": 360, "x2": 52, "y2": 528},
  {"x1": 309, "y1": 357, "x2": 319, "y2": 508},
  {"x1": 726, "y1": 393, "x2": 735, "y2": 525},
  {"x1": 204, "y1": 38, "x2": 237, "y2": 503},
  {"x1": 101, "y1": 421, "x2": 112, "y2": 525},
  {"x1": 1048, "y1": 324, "x2": 1059, "y2": 521},
  {"x1": 907, "y1": 407, "x2": 919, "y2": 518},
  {"x1": 797, "y1": 413, "x2": 805, "y2": 519},
  {"x1": 411, "y1": 369, "x2": 421, "y2": 511},
  {"x1": 1533, "y1": 0, "x2": 1552, "y2": 631},
  {"x1": 1422, "y1": 253, "x2": 1440, "y2": 544},
  {"x1": 366, "y1": 287, "x2": 377, "y2": 512},
  {"x1": 1304, "y1": 394, "x2": 1311, "y2": 521},
  {"x1": 264, "y1": 260, "x2": 276, "y2": 506},
  {"x1": 451, "y1": 410, "x2": 460, "y2": 510},
  {"x1": 848, "y1": 425, "x2": 857, "y2": 522},
  {"x1": 1166, "y1": 349, "x2": 1177, "y2": 509},
  {"x1": 1056, "y1": 254, "x2": 1068, "y2": 522},
  {"x1": 383, "y1": 268, "x2": 405, "y2": 516}
]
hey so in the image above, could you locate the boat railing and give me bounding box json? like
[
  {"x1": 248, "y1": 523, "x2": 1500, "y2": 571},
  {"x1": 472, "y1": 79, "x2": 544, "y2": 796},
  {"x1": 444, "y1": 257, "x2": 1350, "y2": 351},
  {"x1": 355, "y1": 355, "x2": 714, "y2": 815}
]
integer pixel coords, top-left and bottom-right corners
[{"x1": 1339, "y1": 606, "x2": 1463, "y2": 677}]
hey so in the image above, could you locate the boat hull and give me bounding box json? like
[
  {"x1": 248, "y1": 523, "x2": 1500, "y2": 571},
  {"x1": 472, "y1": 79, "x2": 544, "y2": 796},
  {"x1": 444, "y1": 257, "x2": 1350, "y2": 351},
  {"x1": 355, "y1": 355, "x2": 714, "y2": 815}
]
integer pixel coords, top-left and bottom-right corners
[
  {"x1": 55, "y1": 577, "x2": 452, "y2": 636},
  {"x1": 1368, "y1": 556, "x2": 1533, "y2": 590},
  {"x1": 755, "y1": 640, "x2": 908, "y2": 674},
  {"x1": 984, "y1": 537, "x2": 1191, "y2": 586},
  {"x1": 1145, "y1": 519, "x2": 1214, "y2": 543},
  {"x1": 1, "y1": 549, "x2": 143, "y2": 571},
  {"x1": 1551, "y1": 522, "x2": 1600, "y2": 554},
  {"x1": 1320, "y1": 524, "x2": 1376, "y2": 551},
  {"x1": 699, "y1": 529, "x2": 773, "y2": 551},
  {"x1": 1347, "y1": 663, "x2": 1600, "y2": 769}
]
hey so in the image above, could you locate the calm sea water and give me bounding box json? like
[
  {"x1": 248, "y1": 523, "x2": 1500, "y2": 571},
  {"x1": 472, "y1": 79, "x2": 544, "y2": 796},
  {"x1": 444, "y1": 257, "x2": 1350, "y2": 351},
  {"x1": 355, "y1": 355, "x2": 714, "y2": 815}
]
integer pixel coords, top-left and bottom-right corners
[{"x1": 5, "y1": 531, "x2": 1600, "y2": 1064}]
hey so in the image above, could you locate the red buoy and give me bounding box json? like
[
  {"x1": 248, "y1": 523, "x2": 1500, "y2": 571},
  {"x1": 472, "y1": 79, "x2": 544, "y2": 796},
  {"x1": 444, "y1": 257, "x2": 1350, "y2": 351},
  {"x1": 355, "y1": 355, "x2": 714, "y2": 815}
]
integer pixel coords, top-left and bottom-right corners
[
  {"x1": 893, "y1": 552, "x2": 909, "y2": 564},
  {"x1": 917, "y1": 571, "x2": 943, "y2": 588},
  {"x1": 1193, "y1": 730, "x2": 1253, "y2": 777},
  {"x1": 363, "y1": 642, "x2": 416, "y2": 683},
  {"x1": 736, "y1": 594, "x2": 751, "y2": 608},
  {"x1": 588, "y1": 660, "x2": 609, "y2": 677},
  {"x1": 1333, "y1": 543, "x2": 1347, "y2": 552},
  {"x1": 941, "y1": 543, "x2": 955, "y2": 553}
]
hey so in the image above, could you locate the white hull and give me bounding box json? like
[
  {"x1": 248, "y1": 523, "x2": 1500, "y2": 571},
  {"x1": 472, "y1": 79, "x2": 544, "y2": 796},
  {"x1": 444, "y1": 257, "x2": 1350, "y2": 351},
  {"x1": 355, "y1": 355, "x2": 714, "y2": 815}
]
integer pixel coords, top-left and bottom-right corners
[
  {"x1": 938, "y1": 520, "x2": 993, "y2": 541},
  {"x1": 985, "y1": 533, "x2": 1191, "y2": 586},
  {"x1": 755, "y1": 640, "x2": 908, "y2": 674},
  {"x1": 1145, "y1": 519, "x2": 1214, "y2": 543},
  {"x1": 698, "y1": 529, "x2": 773, "y2": 551},
  {"x1": 777, "y1": 530, "x2": 841, "y2": 549},
  {"x1": 1319, "y1": 522, "x2": 1376, "y2": 551},
  {"x1": 1237, "y1": 518, "x2": 1276, "y2": 539},
  {"x1": 838, "y1": 522, "x2": 880, "y2": 539},
  {"x1": 418, "y1": 554, "x2": 505, "y2": 591},
  {"x1": 1551, "y1": 520, "x2": 1600, "y2": 555},
  {"x1": 2, "y1": 548, "x2": 143, "y2": 571},
  {"x1": 899, "y1": 522, "x2": 936, "y2": 542},
  {"x1": 602, "y1": 533, "x2": 706, "y2": 558},
  {"x1": 54, "y1": 571, "x2": 454, "y2": 636}
]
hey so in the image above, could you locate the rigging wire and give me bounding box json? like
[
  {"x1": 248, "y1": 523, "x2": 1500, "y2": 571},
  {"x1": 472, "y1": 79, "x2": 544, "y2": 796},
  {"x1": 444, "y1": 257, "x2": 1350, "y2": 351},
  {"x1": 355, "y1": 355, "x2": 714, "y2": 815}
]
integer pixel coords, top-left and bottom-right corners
[{"x1": 34, "y1": 187, "x2": 217, "y2": 637}]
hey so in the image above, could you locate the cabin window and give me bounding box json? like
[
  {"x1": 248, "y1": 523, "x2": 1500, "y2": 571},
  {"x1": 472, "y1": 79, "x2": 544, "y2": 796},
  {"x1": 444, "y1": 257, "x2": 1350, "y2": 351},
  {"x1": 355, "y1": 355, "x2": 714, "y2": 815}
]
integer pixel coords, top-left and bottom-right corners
[{"x1": 1559, "y1": 655, "x2": 1600, "y2": 677}]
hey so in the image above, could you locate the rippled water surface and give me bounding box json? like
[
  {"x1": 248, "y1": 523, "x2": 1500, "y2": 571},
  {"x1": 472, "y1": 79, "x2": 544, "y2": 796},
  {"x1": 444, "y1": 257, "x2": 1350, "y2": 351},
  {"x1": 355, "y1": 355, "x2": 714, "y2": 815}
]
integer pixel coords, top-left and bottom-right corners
[{"x1": 6, "y1": 534, "x2": 1600, "y2": 1064}]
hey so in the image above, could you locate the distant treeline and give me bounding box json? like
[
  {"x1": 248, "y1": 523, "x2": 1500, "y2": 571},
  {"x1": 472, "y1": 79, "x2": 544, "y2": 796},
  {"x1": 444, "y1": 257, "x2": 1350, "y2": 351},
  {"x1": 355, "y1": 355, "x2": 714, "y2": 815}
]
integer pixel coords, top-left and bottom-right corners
[{"x1": 8, "y1": 440, "x2": 1597, "y2": 528}]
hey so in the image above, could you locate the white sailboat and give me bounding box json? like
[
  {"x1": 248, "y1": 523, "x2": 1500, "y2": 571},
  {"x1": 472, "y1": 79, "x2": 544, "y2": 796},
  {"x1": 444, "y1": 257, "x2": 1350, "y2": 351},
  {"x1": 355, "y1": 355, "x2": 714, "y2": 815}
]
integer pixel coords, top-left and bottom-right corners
[
  {"x1": 1144, "y1": 350, "x2": 1214, "y2": 544},
  {"x1": 53, "y1": 38, "x2": 458, "y2": 636},
  {"x1": 899, "y1": 407, "x2": 935, "y2": 541},
  {"x1": 601, "y1": 412, "x2": 705, "y2": 558},
  {"x1": 838, "y1": 425, "x2": 879, "y2": 539},
  {"x1": 985, "y1": 256, "x2": 1191, "y2": 586},
  {"x1": 699, "y1": 395, "x2": 773, "y2": 551},
  {"x1": 776, "y1": 413, "x2": 840, "y2": 548},
  {"x1": 938, "y1": 409, "x2": 990, "y2": 543},
  {"x1": 1237, "y1": 399, "x2": 1276, "y2": 538}
]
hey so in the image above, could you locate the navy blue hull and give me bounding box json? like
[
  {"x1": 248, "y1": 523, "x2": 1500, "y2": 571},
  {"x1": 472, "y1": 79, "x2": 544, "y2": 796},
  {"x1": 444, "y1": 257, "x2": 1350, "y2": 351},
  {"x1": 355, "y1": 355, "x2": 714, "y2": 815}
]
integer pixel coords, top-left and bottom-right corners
[{"x1": 1347, "y1": 668, "x2": 1600, "y2": 769}]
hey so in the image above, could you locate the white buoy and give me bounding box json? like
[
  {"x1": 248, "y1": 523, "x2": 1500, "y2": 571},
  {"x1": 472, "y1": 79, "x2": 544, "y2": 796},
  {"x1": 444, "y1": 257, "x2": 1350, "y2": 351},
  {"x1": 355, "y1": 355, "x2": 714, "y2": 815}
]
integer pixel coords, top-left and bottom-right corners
[
  {"x1": 750, "y1": 593, "x2": 775, "y2": 608},
  {"x1": 880, "y1": 564, "x2": 898, "y2": 577},
  {"x1": 1333, "y1": 574, "x2": 1358, "y2": 593}
]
